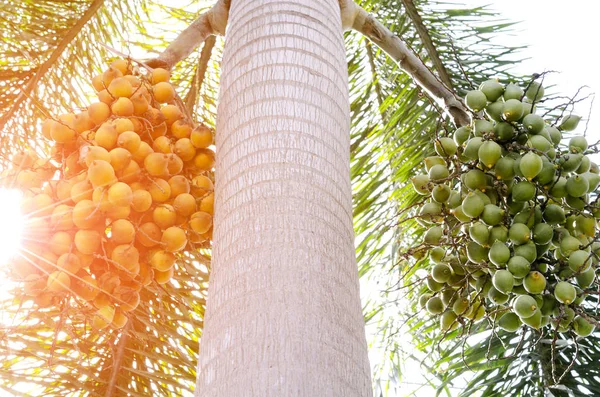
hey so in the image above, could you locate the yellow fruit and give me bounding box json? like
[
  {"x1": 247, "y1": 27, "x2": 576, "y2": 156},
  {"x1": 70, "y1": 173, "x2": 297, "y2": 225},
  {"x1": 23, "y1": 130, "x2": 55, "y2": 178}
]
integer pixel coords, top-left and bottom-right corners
[
  {"x1": 151, "y1": 68, "x2": 170, "y2": 84},
  {"x1": 73, "y1": 112, "x2": 95, "y2": 133},
  {"x1": 72, "y1": 275, "x2": 99, "y2": 301},
  {"x1": 93, "y1": 305, "x2": 115, "y2": 329},
  {"x1": 109, "y1": 147, "x2": 132, "y2": 172},
  {"x1": 92, "y1": 187, "x2": 112, "y2": 212},
  {"x1": 16, "y1": 170, "x2": 42, "y2": 189},
  {"x1": 112, "y1": 118, "x2": 135, "y2": 133},
  {"x1": 70, "y1": 179, "x2": 93, "y2": 203},
  {"x1": 153, "y1": 82, "x2": 175, "y2": 103},
  {"x1": 24, "y1": 275, "x2": 47, "y2": 296},
  {"x1": 137, "y1": 222, "x2": 162, "y2": 247},
  {"x1": 97, "y1": 89, "x2": 114, "y2": 105},
  {"x1": 171, "y1": 120, "x2": 192, "y2": 139},
  {"x1": 92, "y1": 74, "x2": 105, "y2": 92},
  {"x1": 110, "y1": 59, "x2": 131, "y2": 75},
  {"x1": 111, "y1": 97, "x2": 134, "y2": 116},
  {"x1": 199, "y1": 192, "x2": 214, "y2": 214},
  {"x1": 191, "y1": 175, "x2": 213, "y2": 191},
  {"x1": 74, "y1": 229, "x2": 102, "y2": 255},
  {"x1": 47, "y1": 271, "x2": 71, "y2": 293},
  {"x1": 88, "y1": 160, "x2": 116, "y2": 187},
  {"x1": 166, "y1": 153, "x2": 183, "y2": 175},
  {"x1": 111, "y1": 219, "x2": 135, "y2": 244},
  {"x1": 117, "y1": 131, "x2": 141, "y2": 153},
  {"x1": 193, "y1": 149, "x2": 215, "y2": 170},
  {"x1": 108, "y1": 182, "x2": 133, "y2": 207},
  {"x1": 132, "y1": 141, "x2": 154, "y2": 163},
  {"x1": 72, "y1": 199, "x2": 102, "y2": 229},
  {"x1": 87, "y1": 102, "x2": 111, "y2": 125},
  {"x1": 160, "y1": 104, "x2": 182, "y2": 125},
  {"x1": 111, "y1": 308, "x2": 129, "y2": 328},
  {"x1": 148, "y1": 178, "x2": 171, "y2": 202},
  {"x1": 174, "y1": 138, "x2": 196, "y2": 161},
  {"x1": 12, "y1": 150, "x2": 35, "y2": 168},
  {"x1": 131, "y1": 189, "x2": 152, "y2": 212},
  {"x1": 119, "y1": 290, "x2": 140, "y2": 312},
  {"x1": 84, "y1": 146, "x2": 111, "y2": 167},
  {"x1": 107, "y1": 77, "x2": 133, "y2": 98},
  {"x1": 102, "y1": 67, "x2": 123, "y2": 87},
  {"x1": 190, "y1": 125, "x2": 213, "y2": 148},
  {"x1": 161, "y1": 227, "x2": 187, "y2": 252},
  {"x1": 173, "y1": 193, "x2": 196, "y2": 216},
  {"x1": 168, "y1": 175, "x2": 190, "y2": 197},
  {"x1": 131, "y1": 92, "x2": 149, "y2": 115},
  {"x1": 111, "y1": 245, "x2": 140, "y2": 274},
  {"x1": 144, "y1": 153, "x2": 169, "y2": 177},
  {"x1": 116, "y1": 159, "x2": 141, "y2": 183},
  {"x1": 152, "y1": 136, "x2": 172, "y2": 154},
  {"x1": 189, "y1": 211, "x2": 213, "y2": 235},
  {"x1": 31, "y1": 193, "x2": 55, "y2": 216},
  {"x1": 51, "y1": 204, "x2": 74, "y2": 230},
  {"x1": 154, "y1": 266, "x2": 174, "y2": 284},
  {"x1": 56, "y1": 253, "x2": 81, "y2": 274},
  {"x1": 106, "y1": 205, "x2": 130, "y2": 221},
  {"x1": 153, "y1": 204, "x2": 176, "y2": 229},
  {"x1": 49, "y1": 232, "x2": 72, "y2": 256},
  {"x1": 150, "y1": 250, "x2": 176, "y2": 271},
  {"x1": 50, "y1": 121, "x2": 76, "y2": 143},
  {"x1": 95, "y1": 124, "x2": 119, "y2": 150}
]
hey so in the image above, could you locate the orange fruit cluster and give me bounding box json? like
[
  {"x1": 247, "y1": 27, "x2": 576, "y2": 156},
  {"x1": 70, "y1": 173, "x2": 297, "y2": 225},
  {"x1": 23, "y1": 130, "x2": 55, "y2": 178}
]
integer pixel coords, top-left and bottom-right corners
[{"x1": 4, "y1": 59, "x2": 215, "y2": 330}]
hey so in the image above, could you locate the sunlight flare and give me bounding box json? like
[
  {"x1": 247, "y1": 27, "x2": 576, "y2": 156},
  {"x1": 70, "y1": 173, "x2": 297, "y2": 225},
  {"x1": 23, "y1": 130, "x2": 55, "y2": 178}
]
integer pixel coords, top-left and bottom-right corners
[{"x1": 0, "y1": 188, "x2": 24, "y2": 266}]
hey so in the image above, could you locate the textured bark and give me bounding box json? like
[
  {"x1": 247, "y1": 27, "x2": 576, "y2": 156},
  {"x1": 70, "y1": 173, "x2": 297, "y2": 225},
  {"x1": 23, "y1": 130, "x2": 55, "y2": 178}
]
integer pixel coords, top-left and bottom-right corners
[{"x1": 195, "y1": 0, "x2": 372, "y2": 396}]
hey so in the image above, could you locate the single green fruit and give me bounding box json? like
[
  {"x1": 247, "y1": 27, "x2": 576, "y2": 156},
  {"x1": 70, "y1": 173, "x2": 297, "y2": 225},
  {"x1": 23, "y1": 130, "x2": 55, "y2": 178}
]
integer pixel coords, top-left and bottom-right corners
[
  {"x1": 493, "y1": 269, "x2": 514, "y2": 294},
  {"x1": 584, "y1": 172, "x2": 600, "y2": 192},
  {"x1": 573, "y1": 316, "x2": 595, "y2": 337},
  {"x1": 431, "y1": 263, "x2": 453, "y2": 283},
  {"x1": 504, "y1": 83, "x2": 524, "y2": 100},
  {"x1": 576, "y1": 155, "x2": 591, "y2": 173},
  {"x1": 440, "y1": 310, "x2": 459, "y2": 331},
  {"x1": 532, "y1": 223, "x2": 553, "y2": 245},
  {"x1": 576, "y1": 214, "x2": 596, "y2": 237},
  {"x1": 543, "y1": 204, "x2": 566, "y2": 224},
  {"x1": 566, "y1": 175, "x2": 589, "y2": 197},
  {"x1": 479, "y1": 141, "x2": 502, "y2": 168},
  {"x1": 494, "y1": 122, "x2": 515, "y2": 141},
  {"x1": 464, "y1": 169, "x2": 487, "y2": 191},
  {"x1": 528, "y1": 135, "x2": 553, "y2": 153},
  {"x1": 453, "y1": 126, "x2": 472, "y2": 146},
  {"x1": 509, "y1": 223, "x2": 531, "y2": 245},
  {"x1": 467, "y1": 241, "x2": 489, "y2": 264},
  {"x1": 521, "y1": 308, "x2": 542, "y2": 329},
  {"x1": 520, "y1": 152, "x2": 543, "y2": 180},
  {"x1": 546, "y1": 126, "x2": 562, "y2": 145},
  {"x1": 430, "y1": 247, "x2": 446, "y2": 264},
  {"x1": 469, "y1": 221, "x2": 490, "y2": 246},
  {"x1": 462, "y1": 192, "x2": 485, "y2": 218},
  {"x1": 489, "y1": 241, "x2": 511, "y2": 266},
  {"x1": 560, "y1": 114, "x2": 581, "y2": 132},
  {"x1": 498, "y1": 312, "x2": 521, "y2": 332},
  {"x1": 411, "y1": 175, "x2": 430, "y2": 195},
  {"x1": 418, "y1": 293, "x2": 432, "y2": 308},
  {"x1": 424, "y1": 156, "x2": 446, "y2": 171},
  {"x1": 554, "y1": 281, "x2": 577, "y2": 304},
  {"x1": 440, "y1": 288, "x2": 457, "y2": 306},
  {"x1": 451, "y1": 206, "x2": 471, "y2": 223},
  {"x1": 494, "y1": 157, "x2": 515, "y2": 180},
  {"x1": 534, "y1": 161, "x2": 556, "y2": 185},
  {"x1": 465, "y1": 90, "x2": 488, "y2": 112},
  {"x1": 540, "y1": 294, "x2": 557, "y2": 316},
  {"x1": 481, "y1": 204, "x2": 504, "y2": 226},
  {"x1": 514, "y1": 241, "x2": 537, "y2": 263},
  {"x1": 523, "y1": 114, "x2": 545, "y2": 134},
  {"x1": 513, "y1": 294, "x2": 538, "y2": 318},
  {"x1": 590, "y1": 161, "x2": 599, "y2": 174},
  {"x1": 474, "y1": 120, "x2": 494, "y2": 136},
  {"x1": 488, "y1": 286, "x2": 509, "y2": 305},
  {"x1": 420, "y1": 202, "x2": 443, "y2": 223},
  {"x1": 503, "y1": 99, "x2": 524, "y2": 122},
  {"x1": 426, "y1": 277, "x2": 445, "y2": 292},
  {"x1": 549, "y1": 177, "x2": 568, "y2": 198},
  {"x1": 452, "y1": 297, "x2": 471, "y2": 315},
  {"x1": 568, "y1": 250, "x2": 592, "y2": 272},
  {"x1": 463, "y1": 137, "x2": 484, "y2": 161},
  {"x1": 424, "y1": 226, "x2": 443, "y2": 245},
  {"x1": 523, "y1": 271, "x2": 547, "y2": 294},
  {"x1": 570, "y1": 135, "x2": 589, "y2": 153},
  {"x1": 561, "y1": 153, "x2": 584, "y2": 173},
  {"x1": 565, "y1": 195, "x2": 587, "y2": 211},
  {"x1": 560, "y1": 235, "x2": 581, "y2": 256},
  {"x1": 480, "y1": 80, "x2": 504, "y2": 102},
  {"x1": 489, "y1": 225, "x2": 508, "y2": 243},
  {"x1": 428, "y1": 164, "x2": 450, "y2": 182},
  {"x1": 522, "y1": 100, "x2": 536, "y2": 118},
  {"x1": 485, "y1": 101, "x2": 504, "y2": 122},
  {"x1": 431, "y1": 184, "x2": 451, "y2": 203},
  {"x1": 513, "y1": 206, "x2": 540, "y2": 228},
  {"x1": 426, "y1": 296, "x2": 445, "y2": 314},
  {"x1": 525, "y1": 81, "x2": 544, "y2": 102},
  {"x1": 512, "y1": 181, "x2": 536, "y2": 202},
  {"x1": 508, "y1": 256, "x2": 531, "y2": 278},
  {"x1": 435, "y1": 137, "x2": 458, "y2": 157}
]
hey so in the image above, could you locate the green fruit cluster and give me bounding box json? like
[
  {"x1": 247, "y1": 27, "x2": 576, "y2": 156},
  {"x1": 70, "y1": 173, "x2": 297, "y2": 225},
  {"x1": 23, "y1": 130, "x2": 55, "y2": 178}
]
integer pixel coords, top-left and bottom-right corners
[{"x1": 413, "y1": 78, "x2": 598, "y2": 338}]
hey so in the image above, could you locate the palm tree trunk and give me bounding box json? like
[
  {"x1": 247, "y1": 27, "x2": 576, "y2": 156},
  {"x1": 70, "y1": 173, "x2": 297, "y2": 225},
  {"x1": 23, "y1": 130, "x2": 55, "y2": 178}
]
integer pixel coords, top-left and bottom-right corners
[{"x1": 195, "y1": 0, "x2": 372, "y2": 395}]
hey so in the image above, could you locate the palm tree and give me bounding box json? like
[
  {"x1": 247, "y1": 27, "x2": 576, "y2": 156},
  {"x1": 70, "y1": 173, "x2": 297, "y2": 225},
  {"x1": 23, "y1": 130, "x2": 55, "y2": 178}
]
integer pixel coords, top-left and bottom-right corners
[{"x1": 0, "y1": 0, "x2": 594, "y2": 396}]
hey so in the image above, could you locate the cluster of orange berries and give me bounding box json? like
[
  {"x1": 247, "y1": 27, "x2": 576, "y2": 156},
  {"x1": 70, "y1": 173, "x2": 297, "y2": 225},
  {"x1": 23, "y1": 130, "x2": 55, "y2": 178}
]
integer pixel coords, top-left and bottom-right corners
[{"x1": 5, "y1": 59, "x2": 215, "y2": 330}]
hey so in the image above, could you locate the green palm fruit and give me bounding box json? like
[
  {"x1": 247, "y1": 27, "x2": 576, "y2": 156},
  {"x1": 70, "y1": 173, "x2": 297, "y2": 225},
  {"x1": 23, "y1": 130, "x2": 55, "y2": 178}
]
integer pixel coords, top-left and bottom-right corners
[
  {"x1": 453, "y1": 126, "x2": 472, "y2": 146},
  {"x1": 540, "y1": 294, "x2": 557, "y2": 316},
  {"x1": 532, "y1": 223, "x2": 553, "y2": 245},
  {"x1": 432, "y1": 263, "x2": 453, "y2": 283},
  {"x1": 465, "y1": 90, "x2": 488, "y2": 112},
  {"x1": 424, "y1": 226, "x2": 443, "y2": 245},
  {"x1": 513, "y1": 285, "x2": 528, "y2": 295},
  {"x1": 568, "y1": 250, "x2": 592, "y2": 272},
  {"x1": 447, "y1": 191, "x2": 462, "y2": 209},
  {"x1": 560, "y1": 235, "x2": 581, "y2": 256},
  {"x1": 426, "y1": 276, "x2": 445, "y2": 292},
  {"x1": 566, "y1": 174, "x2": 589, "y2": 197},
  {"x1": 469, "y1": 222, "x2": 490, "y2": 246},
  {"x1": 513, "y1": 206, "x2": 539, "y2": 228},
  {"x1": 424, "y1": 156, "x2": 446, "y2": 171},
  {"x1": 498, "y1": 312, "x2": 521, "y2": 332},
  {"x1": 467, "y1": 241, "x2": 489, "y2": 264},
  {"x1": 507, "y1": 256, "x2": 531, "y2": 278},
  {"x1": 584, "y1": 172, "x2": 600, "y2": 192},
  {"x1": 492, "y1": 269, "x2": 514, "y2": 294},
  {"x1": 522, "y1": 100, "x2": 536, "y2": 118},
  {"x1": 521, "y1": 308, "x2": 542, "y2": 329},
  {"x1": 590, "y1": 162, "x2": 599, "y2": 174},
  {"x1": 575, "y1": 215, "x2": 595, "y2": 237},
  {"x1": 513, "y1": 294, "x2": 538, "y2": 318},
  {"x1": 561, "y1": 153, "x2": 584, "y2": 172},
  {"x1": 411, "y1": 174, "x2": 430, "y2": 195},
  {"x1": 528, "y1": 135, "x2": 553, "y2": 153},
  {"x1": 543, "y1": 204, "x2": 565, "y2": 224},
  {"x1": 493, "y1": 122, "x2": 515, "y2": 141},
  {"x1": 462, "y1": 192, "x2": 485, "y2": 218},
  {"x1": 576, "y1": 156, "x2": 591, "y2": 173},
  {"x1": 494, "y1": 157, "x2": 515, "y2": 180},
  {"x1": 536, "y1": 243, "x2": 550, "y2": 258},
  {"x1": 441, "y1": 288, "x2": 457, "y2": 306},
  {"x1": 489, "y1": 241, "x2": 511, "y2": 266},
  {"x1": 503, "y1": 83, "x2": 524, "y2": 100},
  {"x1": 559, "y1": 114, "x2": 581, "y2": 131},
  {"x1": 520, "y1": 152, "x2": 543, "y2": 180},
  {"x1": 523, "y1": 114, "x2": 545, "y2": 134},
  {"x1": 480, "y1": 80, "x2": 504, "y2": 101},
  {"x1": 464, "y1": 169, "x2": 487, "y2": 191},
  {"x1": 440, "y1": 311, "x2": 459, "y2": 331},
  {"x1": 546, "y1": 126, "x2": 562, "y2": 145},
  {"x1": 576, "y1": 266, "x2": 596, "y2": 288},
  {"x1": 426, "y1": 296, "x2": 445, "y2": 314},
  {"x1": 431, "y1": 184, "x2": 451, "y2": 203},
  {"x1": 464, "y1": 137, "x2": 484, "y2": 160},
  {"x1": 489, "y1": 225, "x2": 508, "y2": 243},
  {"x1": 502, "y1": 99, "x2": 524, "y2": 121},
  {"x1": 554, "y1": 281, "x2": 577, "y2": 304},
  {"x1": 428, "y1": 164, "x2": 450, "y2": 181},
  {"x1": 419, "y1": 293, "x2": 432, "y2": 308},
  {"x1": 478, "y1": 141, "x2": 502, "y2": 168},
  {"x1": 481, "y1": 204, "x2": 504, "y2": 226},
  {"x1": 565, "y1": 195, "x2": 587, "y2": 211},
  {"x1": 523, "y1": 271, "x2": 546, "y2": 294},
  {"x1": 514, "y1": 241, "x2": 537, "y2": 263},
  {"x1": 525, "y1": 81, "x2": 544, "y2": 102},
  {"x1": 474, "y1": 190, "x2": 492, "y2": 205},
  {"x1": 488, "y1": 286, "x2": 509, "y2": 305},
  {"x1": 534, "y1": 161, "x2": 556, "y2": 185},
  {"x1": 573, "y1": 316, "x2": 595, "y2": 337},
  {"x1": 473, "y1": 120, "x2": 494, "y2": 136},
  {"x1": 549, "y1": 178, "x2": 567, "y2": 199},
  {"x1": 452, "y1": 297, "x2": 471, "y2": 315},
  {"x1": 451, "y1": 206, "x2": 472, "y2": 223},
  {"x1": 420, "y1": 202, "x2": 443, "y2": 223},
  {"x1": 430, "y1": 247, "x2": 446, "y2": 264},
  {"x1": 435, "y1": 137, "x2": 458, "y2": 157},
  {"x1": 485, "y1": 101, "x2": 504, "y2": 122},
  {"x1": 512, "y1": 181, "x2": 536, "y2": 202},
  {"x1": 509, "y1": 223, "x2": 530, "y2": 245}
]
